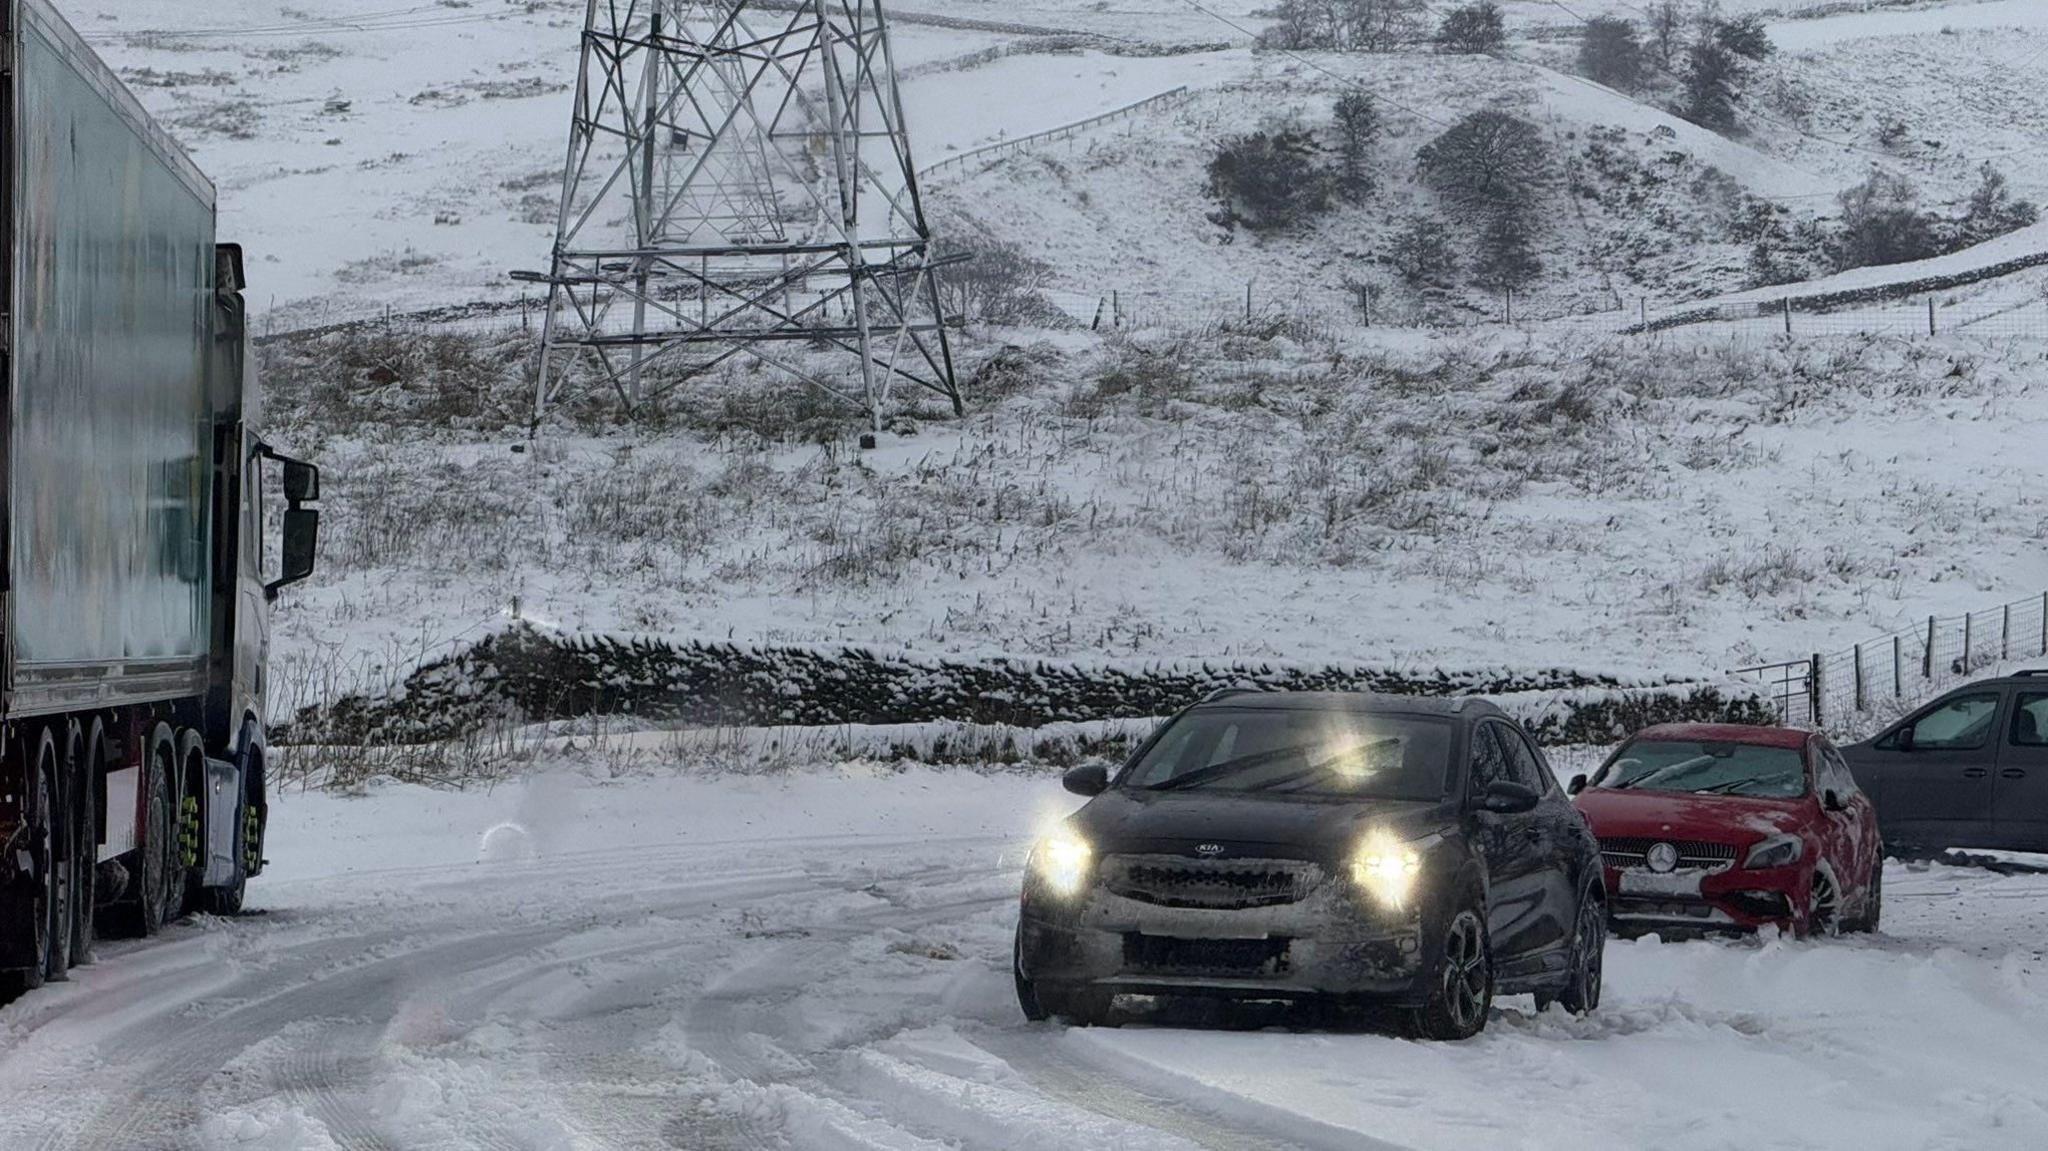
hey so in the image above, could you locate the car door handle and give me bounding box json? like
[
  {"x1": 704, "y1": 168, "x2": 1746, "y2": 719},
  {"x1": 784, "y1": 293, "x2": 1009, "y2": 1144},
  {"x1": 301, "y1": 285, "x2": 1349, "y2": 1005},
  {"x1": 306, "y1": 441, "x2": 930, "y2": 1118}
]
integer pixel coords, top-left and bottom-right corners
[
  {"x1": 1963, "y1": 768, "x2": 1989, "y2": 778},
  {"x1": 2002, "y1": 769, "x2": 2027, "y2": 780}
]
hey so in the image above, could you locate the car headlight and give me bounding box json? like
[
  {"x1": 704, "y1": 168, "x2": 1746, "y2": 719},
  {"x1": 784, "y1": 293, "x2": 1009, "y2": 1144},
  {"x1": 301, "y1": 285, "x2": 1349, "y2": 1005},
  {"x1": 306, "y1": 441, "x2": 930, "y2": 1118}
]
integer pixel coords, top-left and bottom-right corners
[
  {"x1": 1028, "y1": 832, "x2": 1093, "y2": 897},
  {"x1": 1743, "y1": 833, "x2": 1804, "y2": 870},
  {"x1": 1350, "y1": 830, "x2": 1426, "y2": 909}
]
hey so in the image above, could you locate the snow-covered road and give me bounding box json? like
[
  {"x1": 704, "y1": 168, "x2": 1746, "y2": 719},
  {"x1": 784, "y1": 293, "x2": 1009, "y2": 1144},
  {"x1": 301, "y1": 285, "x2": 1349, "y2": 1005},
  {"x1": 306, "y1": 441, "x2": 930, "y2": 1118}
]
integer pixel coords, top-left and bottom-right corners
[{"x1": 3, "y1": 768, "x2": 2047, "y2": 1151}]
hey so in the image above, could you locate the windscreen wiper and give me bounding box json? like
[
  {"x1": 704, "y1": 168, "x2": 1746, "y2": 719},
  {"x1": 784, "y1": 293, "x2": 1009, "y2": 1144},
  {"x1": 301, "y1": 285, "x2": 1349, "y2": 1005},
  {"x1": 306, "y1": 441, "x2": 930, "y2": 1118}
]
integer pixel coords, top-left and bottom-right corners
[
  {"x1": 1246, "y1": 739, "x2": 1403, "y2": 792},
  {"x1": 1150, "y1": 746, "x2": 1306, "y2": 791}
]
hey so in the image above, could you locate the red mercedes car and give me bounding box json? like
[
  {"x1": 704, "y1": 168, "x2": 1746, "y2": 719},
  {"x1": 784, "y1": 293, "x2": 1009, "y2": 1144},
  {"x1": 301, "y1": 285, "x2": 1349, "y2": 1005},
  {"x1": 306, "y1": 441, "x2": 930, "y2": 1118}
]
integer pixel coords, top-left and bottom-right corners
[{"x1": 1569, "y1": 724, "x2": 1881, "y2": 938}]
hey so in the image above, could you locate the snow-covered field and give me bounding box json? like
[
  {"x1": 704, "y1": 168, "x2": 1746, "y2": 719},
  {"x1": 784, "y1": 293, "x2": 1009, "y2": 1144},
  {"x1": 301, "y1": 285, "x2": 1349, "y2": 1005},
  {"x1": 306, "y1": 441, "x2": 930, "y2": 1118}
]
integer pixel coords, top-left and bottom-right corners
[{"x1": 3, "y1": 764, "x2": 2046, "y2": 1150}]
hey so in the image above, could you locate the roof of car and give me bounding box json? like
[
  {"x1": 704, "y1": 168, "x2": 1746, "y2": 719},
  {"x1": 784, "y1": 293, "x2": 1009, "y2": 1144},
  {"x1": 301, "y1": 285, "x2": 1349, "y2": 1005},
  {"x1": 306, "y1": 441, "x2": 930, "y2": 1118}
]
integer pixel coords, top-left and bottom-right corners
[
  {"x1": 1631, "y1": 722, "x2": 1812, "y2": 749},
  {"x1": 1192, "y1": 690, "x2": 1504, "y2": 719}
]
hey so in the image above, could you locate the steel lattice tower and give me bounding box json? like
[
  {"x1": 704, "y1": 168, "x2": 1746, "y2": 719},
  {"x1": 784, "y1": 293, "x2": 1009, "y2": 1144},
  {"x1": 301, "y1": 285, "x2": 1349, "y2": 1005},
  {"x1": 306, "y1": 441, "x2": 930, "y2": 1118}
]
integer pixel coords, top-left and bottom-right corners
[{"x1": 524, "y1": 0, "x2": 961, "y2": 429}]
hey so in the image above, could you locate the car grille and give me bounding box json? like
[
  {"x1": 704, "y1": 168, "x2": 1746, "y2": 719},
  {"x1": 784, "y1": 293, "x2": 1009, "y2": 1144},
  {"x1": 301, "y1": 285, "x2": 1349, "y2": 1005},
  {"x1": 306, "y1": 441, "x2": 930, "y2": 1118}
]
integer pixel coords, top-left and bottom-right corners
[
  {"x1": 1100, "y1": 855, "x2": 1322, "y2": 910},
  {"x1": 1599, "y1": 837, "x2": 1738, "y2": 871},
  {"x1": 1122, "y1": 933, "x2": 1292, "y2": 977}
]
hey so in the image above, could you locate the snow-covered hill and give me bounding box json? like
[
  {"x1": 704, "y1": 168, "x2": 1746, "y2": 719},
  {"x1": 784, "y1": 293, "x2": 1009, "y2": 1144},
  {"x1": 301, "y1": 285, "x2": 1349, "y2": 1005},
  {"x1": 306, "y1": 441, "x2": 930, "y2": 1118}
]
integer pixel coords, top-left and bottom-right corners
[{"x1": 66, "y1": 0, "x2": 2048, "y2": 714}]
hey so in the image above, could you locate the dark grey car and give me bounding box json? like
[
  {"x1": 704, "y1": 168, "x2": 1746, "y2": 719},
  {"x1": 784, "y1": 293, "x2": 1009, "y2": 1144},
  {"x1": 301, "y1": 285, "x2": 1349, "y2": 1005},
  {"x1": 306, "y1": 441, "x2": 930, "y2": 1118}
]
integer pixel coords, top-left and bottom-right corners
[
  {"x1": 1013, "y1": 691, "x2": 1606, "y2": 1039},
  {"x1": 1842, "y1": 670, "x2": 2048, "y2": 854}
]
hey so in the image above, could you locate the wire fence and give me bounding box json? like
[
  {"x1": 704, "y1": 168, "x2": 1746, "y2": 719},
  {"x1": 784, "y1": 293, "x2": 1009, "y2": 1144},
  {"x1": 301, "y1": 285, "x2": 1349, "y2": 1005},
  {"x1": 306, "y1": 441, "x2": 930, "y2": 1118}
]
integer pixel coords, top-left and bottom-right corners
[
  {"x1": 1039, "y1": 281, "x2": 2048, "y2": 342},
  {"x1": 1734, "y1": 590, "x2": 2048, "y2": 739},
  {"x1": 919, "y1": 86, "x2": 1192, "y2": 182}
]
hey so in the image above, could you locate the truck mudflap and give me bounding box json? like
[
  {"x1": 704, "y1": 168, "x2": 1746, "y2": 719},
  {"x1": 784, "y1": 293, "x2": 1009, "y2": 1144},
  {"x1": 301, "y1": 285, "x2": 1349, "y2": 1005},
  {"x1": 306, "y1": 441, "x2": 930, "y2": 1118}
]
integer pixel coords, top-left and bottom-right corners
[
  {"x1": 0, "y1": 825, "x2": 41, "y2": 968},
  {"x1": 201, "y1": 757, "x2": 241, "y2": 888}
]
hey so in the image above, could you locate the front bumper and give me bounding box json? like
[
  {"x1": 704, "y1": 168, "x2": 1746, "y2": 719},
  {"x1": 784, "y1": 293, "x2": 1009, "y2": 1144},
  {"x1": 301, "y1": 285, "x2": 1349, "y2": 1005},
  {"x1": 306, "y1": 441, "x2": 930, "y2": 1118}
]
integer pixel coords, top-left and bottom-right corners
[
  {"x1": 1018, "y1": 867, "x2": 1429, "y2": 1003},
  {"x1": 1604, "y1": 862, "x2": 1808, "y2": 935}
]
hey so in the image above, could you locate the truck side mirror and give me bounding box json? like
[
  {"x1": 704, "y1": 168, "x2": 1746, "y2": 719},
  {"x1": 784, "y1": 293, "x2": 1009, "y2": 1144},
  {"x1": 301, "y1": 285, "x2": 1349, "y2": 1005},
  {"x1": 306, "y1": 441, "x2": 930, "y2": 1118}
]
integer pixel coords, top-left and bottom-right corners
[
  {"x1": 1566, "y1": 774, "x2": 1588, "y2": 797},
  {"x1": 267, "y1": 509, "x2": 319, "y2": 600},
  {"x1": 283, "y1": 458, "x2": 320, "y2": 503}
]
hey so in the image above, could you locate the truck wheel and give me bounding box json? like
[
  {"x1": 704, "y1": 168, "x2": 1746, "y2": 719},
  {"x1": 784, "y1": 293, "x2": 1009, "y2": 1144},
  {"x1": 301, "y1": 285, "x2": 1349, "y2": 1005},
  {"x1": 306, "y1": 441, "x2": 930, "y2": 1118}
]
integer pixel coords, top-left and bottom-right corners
[
  {"x1": 69, "y1": 721, "x2": 101, "y2": 967},
  {"x1": 7, "y1": 741, "x2": 62, "y2": 993},
  {"x1": 1409, "y1": 903, "x2": 1492, "y2": 1041},
  {"x1": 108, "y1": 731, "x2": 179, "y2": 938}
]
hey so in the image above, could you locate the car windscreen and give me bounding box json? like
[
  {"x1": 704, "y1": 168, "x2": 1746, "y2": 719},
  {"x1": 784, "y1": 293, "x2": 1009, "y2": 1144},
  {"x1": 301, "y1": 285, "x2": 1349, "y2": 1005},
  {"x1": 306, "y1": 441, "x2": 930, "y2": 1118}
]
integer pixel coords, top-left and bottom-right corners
[
  {"x1": 1121, "y1": 708, "x2": 1451, "y2": 800},
  {"x1": 1595, "y1": 739, "x2": 1807, "y2": 799}
]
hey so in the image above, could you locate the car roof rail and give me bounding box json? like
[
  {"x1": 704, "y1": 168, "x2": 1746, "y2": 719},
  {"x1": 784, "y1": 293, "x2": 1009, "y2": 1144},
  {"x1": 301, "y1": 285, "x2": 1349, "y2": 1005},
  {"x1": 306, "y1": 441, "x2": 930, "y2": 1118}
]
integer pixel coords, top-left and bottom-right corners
[
  {"x1": 2013, "y1": 668, "x2": 2048, "y2": 677},
  {"x1": 1199, "y1": 686, "x2": 1263, "y2": 704}
]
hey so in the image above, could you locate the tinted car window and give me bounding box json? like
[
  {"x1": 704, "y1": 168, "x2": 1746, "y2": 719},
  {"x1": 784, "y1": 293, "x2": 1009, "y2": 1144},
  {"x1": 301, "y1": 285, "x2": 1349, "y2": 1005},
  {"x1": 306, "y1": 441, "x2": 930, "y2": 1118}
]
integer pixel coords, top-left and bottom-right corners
[
  {"x1": 1470, "y1": 723, "x2": 1511, "y2": 790},
  {"x1": 1822, "y1": 747, "x2": 1860, "y2": 797},
  {"x1": 1495, "y1": 723, "x2": 1548, "y2": 791},
  {"x1": 1903, "y1": 693, "x2": 2000, "y2": 751},
  {"x1": 1595, "y1": 739, "x2": 1808, "y2": 799},
  {"x1": 2013, "y1": 693, "x2": 2048, "y2": 747},
  {"x1": 1122, "y1": 708, "x2": 1452, "y2": 800}
]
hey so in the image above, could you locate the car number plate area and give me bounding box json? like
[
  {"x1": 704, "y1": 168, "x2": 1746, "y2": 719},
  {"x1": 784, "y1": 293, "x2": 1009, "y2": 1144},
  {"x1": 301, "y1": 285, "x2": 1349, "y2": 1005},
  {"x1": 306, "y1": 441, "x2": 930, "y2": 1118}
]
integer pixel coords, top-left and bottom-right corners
[
  {"x1": 1618, "y1": 869, "x2": 1705, "y2": 897},
  {"x1": 1136, "y1": 915, "x2": 1270, "y2": 940}
]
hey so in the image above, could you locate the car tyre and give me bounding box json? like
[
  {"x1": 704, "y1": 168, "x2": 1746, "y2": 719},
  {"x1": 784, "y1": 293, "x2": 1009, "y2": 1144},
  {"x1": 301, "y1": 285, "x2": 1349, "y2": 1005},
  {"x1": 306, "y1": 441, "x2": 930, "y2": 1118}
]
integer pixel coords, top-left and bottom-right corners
[
  {"x1": 1559, "y1": 888, "x2": 1604, "y2": 1015},
  {"x1": 1410, "y1": 903, "x2": 1491, "y2": 1041},
  {"x1": 1802, "y1": 867, "x2": 1841, "y2": 939},
  {"x1": 1845, "y1": 859, "x2": 1883, "y2": 934},
  {"x1": 1014, "y1": 931, "x2": 1051, "y2": 1022}
]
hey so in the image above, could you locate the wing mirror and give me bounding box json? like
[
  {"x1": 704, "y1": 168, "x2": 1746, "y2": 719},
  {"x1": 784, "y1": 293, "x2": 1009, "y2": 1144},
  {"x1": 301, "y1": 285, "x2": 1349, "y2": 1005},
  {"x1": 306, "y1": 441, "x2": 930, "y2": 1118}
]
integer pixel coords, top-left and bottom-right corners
[
  {"x1": 1565, "y1": 774, "x2": 1588, "y2": 797},
  {"x1": 1061, "y1": 763, "x2": 1109, "y2": 797},
  {"x1": 1478, "y1": 780, "x2": 1541, "y2": 814},
  {"x1": 1823, "y1": 789, "x2": 1846, "y2": 813},
  {"x1": 1894, "y1": 726, "x2": 1915, "y2": 752}
]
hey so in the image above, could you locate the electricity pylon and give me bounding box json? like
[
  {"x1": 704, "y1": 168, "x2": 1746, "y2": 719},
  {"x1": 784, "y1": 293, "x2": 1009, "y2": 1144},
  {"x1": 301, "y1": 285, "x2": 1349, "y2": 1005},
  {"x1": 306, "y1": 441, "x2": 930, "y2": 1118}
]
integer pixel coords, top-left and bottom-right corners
[{"x1": 524, "y1": 0, "x2": 962, "y2": 430}]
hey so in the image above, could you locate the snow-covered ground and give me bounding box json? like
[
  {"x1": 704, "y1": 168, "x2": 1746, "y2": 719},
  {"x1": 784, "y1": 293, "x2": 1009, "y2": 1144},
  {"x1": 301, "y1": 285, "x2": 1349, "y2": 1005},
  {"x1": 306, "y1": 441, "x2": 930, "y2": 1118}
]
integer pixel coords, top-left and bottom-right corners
[{"x1": 4, "y1": 764, "x2": 2046, "y2": 1150}]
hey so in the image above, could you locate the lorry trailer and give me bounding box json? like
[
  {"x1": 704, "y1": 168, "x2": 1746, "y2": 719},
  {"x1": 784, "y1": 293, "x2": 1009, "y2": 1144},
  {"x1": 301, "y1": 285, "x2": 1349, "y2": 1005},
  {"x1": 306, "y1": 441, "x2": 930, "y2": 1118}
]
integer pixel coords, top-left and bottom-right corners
[{"x1": 1, "y1": 0, "x2": 319, "y2": 989}]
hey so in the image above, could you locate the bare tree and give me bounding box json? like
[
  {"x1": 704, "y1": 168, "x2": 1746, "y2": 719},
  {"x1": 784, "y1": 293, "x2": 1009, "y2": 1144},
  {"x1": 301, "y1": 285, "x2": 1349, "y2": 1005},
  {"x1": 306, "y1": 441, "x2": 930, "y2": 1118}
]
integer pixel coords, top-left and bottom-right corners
[
  {"x1": 1435, "y1": 2, "x2": 1506, "y2": 54},
  {"x1": 1832, "y1": 170, "x2": 1938, "y2": 270},
  {"x1": 1646, "y1": 0, "x2": 1685, "y2": 67},
  {"x1": 1415, "y1": 110, "x2": 1552, "y2": 213},
  {"x1": 1258, "y1": 0, "x2": 1428, "y2": 51},
  {"x1": 1389, "y1": 214, "x2": 1458, "y2": 285},
  {"x1": 1961, "y1": 162, "x2": 2040, "y2": 246}
]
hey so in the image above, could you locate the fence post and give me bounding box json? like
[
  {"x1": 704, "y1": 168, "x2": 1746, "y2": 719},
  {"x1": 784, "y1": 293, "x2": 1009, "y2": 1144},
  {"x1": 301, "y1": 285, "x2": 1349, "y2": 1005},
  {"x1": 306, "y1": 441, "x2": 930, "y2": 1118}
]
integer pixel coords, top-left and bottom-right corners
[
  {"x1": 1112, "y1": 290, "x2": 1121, "y2": 330},
  {"x1": 1505, "y1": 288, "x2": 1514, "y2": 325},
  {"x1": 1924, "y1": 615, "x2": 1935, "y2": 678},
  {"x1": 1783, "y1": 299, "x2": 1792, "y2": 335},
  {"x1": 1892, "y1": 634, "x2": 1902, "y2": 698},
  {"x1": 1245, "y1": 281, "x2": 1253, "y2": 322},
  {"x1": 1928, "y1": 298, "x2": 1937, "y2": 337},
  {"x1": 1963, "y1": 612, "x2": 1973, "y2": 672},
  {"x1": 1809, "y1": 653, "x2": 1823, "y2": 727},
  {"x1": 2041, "y1": 590, "x2": 2047, "y2": 656},
  {"x1": 1640, "y1": 298, "x2": 1647, "y2": 328},
  {"x1": 1853, "y1": 644, "x2": 1865, "y2": 712},
  {"x1": 2003, "y1": 604, "x2": 2012, "y2": 661}
]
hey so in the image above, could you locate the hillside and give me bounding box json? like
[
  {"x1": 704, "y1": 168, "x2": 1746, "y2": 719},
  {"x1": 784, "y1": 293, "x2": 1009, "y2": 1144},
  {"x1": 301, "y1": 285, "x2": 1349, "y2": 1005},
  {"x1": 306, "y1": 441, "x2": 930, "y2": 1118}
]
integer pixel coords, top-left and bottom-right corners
[{"x1": 74, "y1": 0, "x2": 2048, "y2": 719}]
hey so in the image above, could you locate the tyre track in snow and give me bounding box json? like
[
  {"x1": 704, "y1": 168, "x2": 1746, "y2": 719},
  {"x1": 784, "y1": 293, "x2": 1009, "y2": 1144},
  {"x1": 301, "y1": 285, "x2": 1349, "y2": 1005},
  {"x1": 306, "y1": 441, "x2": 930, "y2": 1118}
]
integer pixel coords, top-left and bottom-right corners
[
  {"x1": 670, "y1": 860, "x2": 1413, "y2": 1151},
  {"x1": 970, "y1": 1030, "x2": 1415, "y2": 1151},
  {"x1": 45, "y1": 862, "x2": 819, "y2": 1151}
]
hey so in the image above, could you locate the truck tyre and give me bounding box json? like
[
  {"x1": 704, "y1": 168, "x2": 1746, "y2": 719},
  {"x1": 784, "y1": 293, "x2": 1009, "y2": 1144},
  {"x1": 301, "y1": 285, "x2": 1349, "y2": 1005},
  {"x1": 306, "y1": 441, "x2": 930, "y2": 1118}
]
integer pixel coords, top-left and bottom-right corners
[
  {"x1": 107, "y1": 727, "x2": 179, "y2": 938},
  {"x1": 7, "y1": 736, "x2": 63, "y2": 993},
  {"x1": 177, "y1": 729, "x2": 206, "y2": 918},
  {"x1": 70, "y1": 720, "x2": 103, "y2": 967}
]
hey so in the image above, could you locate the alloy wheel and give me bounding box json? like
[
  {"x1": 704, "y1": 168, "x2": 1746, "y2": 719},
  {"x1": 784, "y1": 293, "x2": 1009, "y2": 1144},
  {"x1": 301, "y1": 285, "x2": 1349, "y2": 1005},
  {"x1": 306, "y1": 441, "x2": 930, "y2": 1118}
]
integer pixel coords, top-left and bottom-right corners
[{"x1": 1443, "y1": 910, "x2": 1489, "y2": 1033}]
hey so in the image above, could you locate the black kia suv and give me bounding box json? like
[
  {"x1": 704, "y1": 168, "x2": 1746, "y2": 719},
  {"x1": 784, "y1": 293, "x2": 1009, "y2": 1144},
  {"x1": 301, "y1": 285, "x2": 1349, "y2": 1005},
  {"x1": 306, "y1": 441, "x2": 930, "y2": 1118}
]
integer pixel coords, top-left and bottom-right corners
[{"x1": 1013, "y1": 690, "x2": 1606, "y2": 1039}]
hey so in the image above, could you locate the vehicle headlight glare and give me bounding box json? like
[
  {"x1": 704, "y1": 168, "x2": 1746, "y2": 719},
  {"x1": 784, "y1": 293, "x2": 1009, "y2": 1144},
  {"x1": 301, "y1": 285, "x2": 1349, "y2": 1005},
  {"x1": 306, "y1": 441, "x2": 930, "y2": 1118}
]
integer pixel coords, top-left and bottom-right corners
[
  {"x1": 1030, "y1": 833, "x2": 1093, "y2": 897},
  {"x1": 1351, "y1": 832, "x2": 1423, "y2": 909},
  {"x1": 1743, "y1": 833, "x2": 1803, "y2": 870}
]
